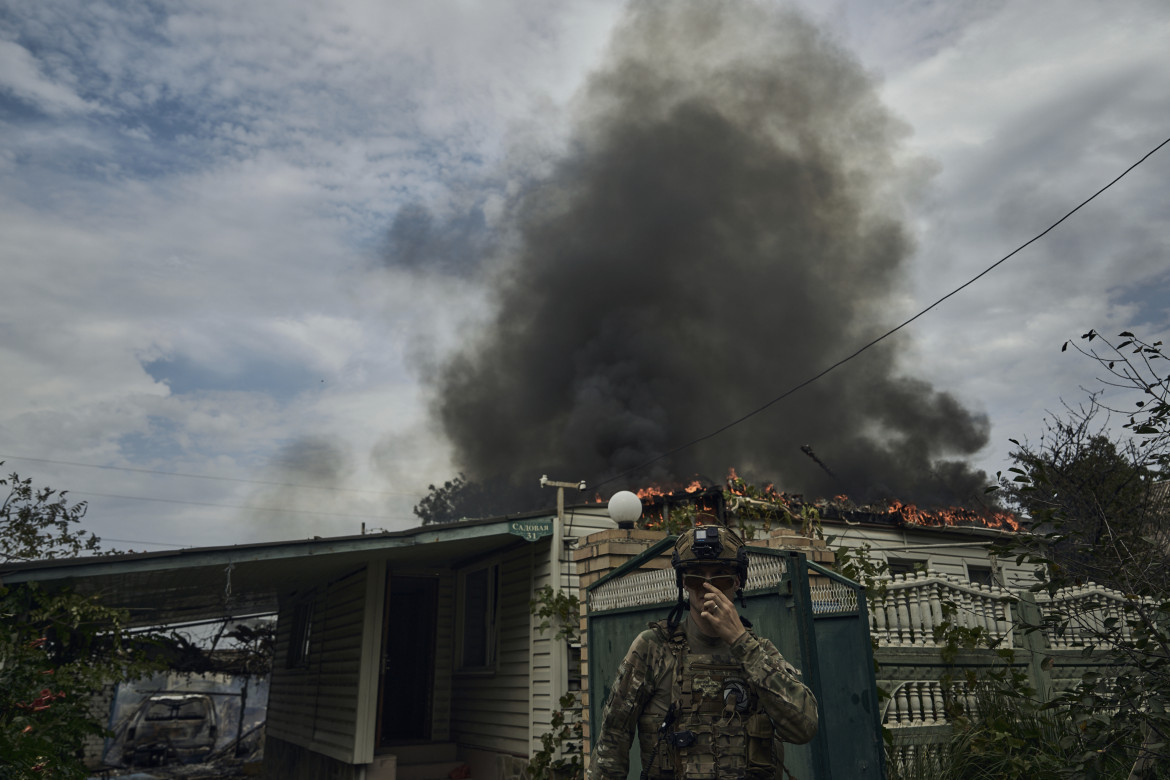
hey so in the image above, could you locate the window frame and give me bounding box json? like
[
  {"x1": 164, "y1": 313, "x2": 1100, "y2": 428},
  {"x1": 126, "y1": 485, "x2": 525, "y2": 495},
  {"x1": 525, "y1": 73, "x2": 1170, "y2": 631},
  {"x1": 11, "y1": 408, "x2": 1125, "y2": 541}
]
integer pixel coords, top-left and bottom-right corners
[
  {"x1": 965, "y1": 562, "x2": 997, "y2": 587},
  {"x1": 455, "y1": 560, "x2": 500, "y2": 674},
  {"x1": 286, "y1": 595, "x2": 315, "y2": 669},
  {"x1": 885, "y1": 557, "x2": 927, "y2": 577}
]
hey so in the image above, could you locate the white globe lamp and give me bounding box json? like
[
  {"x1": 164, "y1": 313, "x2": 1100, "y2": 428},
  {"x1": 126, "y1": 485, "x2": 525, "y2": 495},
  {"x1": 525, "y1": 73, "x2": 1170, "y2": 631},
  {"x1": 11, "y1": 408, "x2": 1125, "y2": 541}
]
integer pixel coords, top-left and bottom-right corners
[{"x1": 608, "y1": 490, "x2": 643, "y2": 530}]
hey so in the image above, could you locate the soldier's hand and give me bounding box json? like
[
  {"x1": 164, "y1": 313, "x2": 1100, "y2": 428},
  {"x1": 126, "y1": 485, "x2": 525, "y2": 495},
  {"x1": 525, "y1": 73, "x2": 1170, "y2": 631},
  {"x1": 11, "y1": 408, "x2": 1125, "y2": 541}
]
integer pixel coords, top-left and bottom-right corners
[{"x1": 697, "y1": 582, "x2": 746, "y2": 645}]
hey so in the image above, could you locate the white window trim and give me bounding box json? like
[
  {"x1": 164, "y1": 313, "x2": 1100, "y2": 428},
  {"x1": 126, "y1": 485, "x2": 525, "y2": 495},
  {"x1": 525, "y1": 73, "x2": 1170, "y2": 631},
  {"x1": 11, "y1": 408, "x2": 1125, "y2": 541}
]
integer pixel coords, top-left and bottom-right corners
[
  {"x1": 455, "y1": 560, "x2": 500, "y2": 674},
  {"x1": 964, "y1": 560, "x2": 999, "y2": 587},
  {"x1": 286, "y1": 595, "x2": 315, "y2": 669}
]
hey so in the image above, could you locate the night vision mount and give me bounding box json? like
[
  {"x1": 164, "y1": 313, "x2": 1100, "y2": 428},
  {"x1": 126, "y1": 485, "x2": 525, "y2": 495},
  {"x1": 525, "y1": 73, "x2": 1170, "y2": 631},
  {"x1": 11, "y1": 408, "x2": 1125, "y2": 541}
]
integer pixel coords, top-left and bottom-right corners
[{"x1": 691, "y1": 526, "x2": 724, "y2": 559}]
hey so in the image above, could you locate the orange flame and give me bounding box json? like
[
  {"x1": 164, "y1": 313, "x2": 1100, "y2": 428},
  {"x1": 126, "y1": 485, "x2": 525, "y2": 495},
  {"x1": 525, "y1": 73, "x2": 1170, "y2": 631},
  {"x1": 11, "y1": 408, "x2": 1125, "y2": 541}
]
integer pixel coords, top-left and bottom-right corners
[
  {"x1": 609, "y1": 479, "x2": 723, "y2": 529},
  {"x1": 631, "y1": 478, "x2": 713, "y2": 500},
  {"x1": 885, "y1": 500, "x2": 1020, "y2": 532}
]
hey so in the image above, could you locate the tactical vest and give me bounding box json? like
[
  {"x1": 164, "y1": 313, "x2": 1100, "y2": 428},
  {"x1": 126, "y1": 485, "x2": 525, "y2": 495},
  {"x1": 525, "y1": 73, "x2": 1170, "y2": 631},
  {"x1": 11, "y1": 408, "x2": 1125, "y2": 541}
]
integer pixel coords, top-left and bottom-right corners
[{"x1": 638, "y1": 623, "x2": 780, "y2": 780}]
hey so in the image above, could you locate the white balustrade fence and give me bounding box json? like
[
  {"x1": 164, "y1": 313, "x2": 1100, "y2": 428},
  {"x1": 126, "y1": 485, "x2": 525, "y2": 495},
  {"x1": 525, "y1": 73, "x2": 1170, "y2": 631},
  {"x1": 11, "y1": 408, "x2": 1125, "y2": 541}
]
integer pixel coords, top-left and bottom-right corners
[
  {"x1": 1034, "y1": 583, "x2": 1143, "y2": 649},
  {"x1": 886, "y1": 742, "x2": 949, "y2": 776},
  {"x1": 880, "y1": 680, "x2": 948, "y2": 727},
  {"x1": 874, "y1": 570, "x2": 1147, "y2": 769},
  {"x1": 869, "y1": 570, "x2": 1014, "y2": 648},
  {"x1": 879, "y1": 678, "x2": 998, "y2": 729}
]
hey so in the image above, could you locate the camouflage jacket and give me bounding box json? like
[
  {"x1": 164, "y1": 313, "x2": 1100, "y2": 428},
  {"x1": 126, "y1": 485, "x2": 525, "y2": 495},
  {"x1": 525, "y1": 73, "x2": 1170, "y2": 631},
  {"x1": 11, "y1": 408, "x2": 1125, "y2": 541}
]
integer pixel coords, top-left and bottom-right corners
[{"x1": 589, "y1": 617, "x2": 818, "y2": 780}]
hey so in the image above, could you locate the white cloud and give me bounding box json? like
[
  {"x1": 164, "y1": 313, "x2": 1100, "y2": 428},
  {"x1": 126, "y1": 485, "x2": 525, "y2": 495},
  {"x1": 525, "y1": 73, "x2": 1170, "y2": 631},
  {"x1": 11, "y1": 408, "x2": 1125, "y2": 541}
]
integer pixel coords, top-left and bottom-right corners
[
  {"x1": 0, "y1": 39, "x2": 97, "y2": 115},
  {"x1": 2, "y1": 0, "x2": 622, "y2": 549},
  {"x1": 862, "y1": 0, "x2": 1170, "y2": 479}
]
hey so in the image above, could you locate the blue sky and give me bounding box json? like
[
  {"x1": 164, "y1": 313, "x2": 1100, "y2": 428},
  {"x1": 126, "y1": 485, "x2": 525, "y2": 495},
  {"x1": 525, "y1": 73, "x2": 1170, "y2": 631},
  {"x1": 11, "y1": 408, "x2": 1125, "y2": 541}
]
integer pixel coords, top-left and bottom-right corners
[{"x1": 1, "y1": 0, "x2": 1168, "y2": 551}]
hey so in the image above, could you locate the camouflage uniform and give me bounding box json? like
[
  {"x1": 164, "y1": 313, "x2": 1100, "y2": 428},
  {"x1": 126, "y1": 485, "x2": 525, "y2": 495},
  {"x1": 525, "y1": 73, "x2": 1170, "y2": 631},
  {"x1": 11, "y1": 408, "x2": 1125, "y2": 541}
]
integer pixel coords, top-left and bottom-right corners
[{"x1": 590, "y1": 614, "x2": 818, "y2": 780}]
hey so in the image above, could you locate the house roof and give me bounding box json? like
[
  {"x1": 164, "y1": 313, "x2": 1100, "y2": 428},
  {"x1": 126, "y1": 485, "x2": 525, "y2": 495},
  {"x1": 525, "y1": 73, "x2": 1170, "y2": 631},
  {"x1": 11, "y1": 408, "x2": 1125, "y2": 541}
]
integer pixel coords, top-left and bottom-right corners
[
  {"x1": 817, "y1": 514, "x2": 1019, "y2": 538},
  {"x1": 0, "y1": 510, "x2": 606, "y2": 628}
]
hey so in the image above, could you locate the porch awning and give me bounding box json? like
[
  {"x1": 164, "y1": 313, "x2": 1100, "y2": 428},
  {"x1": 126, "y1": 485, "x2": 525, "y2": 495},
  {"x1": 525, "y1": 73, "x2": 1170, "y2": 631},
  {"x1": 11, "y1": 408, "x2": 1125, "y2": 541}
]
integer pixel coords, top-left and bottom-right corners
[{"x1": 0, "y1": 515, "x2": 547, "y2": 628}]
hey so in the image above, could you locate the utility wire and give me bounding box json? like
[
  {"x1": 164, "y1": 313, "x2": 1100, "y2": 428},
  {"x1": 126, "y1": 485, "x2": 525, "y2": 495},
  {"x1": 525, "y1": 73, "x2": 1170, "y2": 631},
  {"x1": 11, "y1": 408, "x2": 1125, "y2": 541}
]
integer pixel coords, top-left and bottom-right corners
[
  {"x1": 593, "y1": 133, "x2": 1170, "y2": 493},
  {"x1": 101, "y1": 537, "x2": 188, "y2": 549},
  {"x1": 67, "y1": 489, "x2": 417, "y2": 522},
  {"x1": 0, "y1": 454, "x2": 414, "y2": 496}
]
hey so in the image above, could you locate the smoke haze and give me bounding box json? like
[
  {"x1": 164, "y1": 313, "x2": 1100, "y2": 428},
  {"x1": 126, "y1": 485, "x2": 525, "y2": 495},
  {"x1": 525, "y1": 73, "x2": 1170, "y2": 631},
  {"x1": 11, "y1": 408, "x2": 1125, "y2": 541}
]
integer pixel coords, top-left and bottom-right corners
[{"x1": 424, "y1": 0, "x2": 992, "y2": 507}]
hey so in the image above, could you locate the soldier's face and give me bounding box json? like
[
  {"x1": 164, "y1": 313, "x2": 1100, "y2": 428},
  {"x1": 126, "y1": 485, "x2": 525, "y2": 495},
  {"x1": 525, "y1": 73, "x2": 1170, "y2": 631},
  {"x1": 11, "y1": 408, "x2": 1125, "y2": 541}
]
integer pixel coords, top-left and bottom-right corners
[{"x1": 682, "y1": 564, "x2": 739, "y2": 603}]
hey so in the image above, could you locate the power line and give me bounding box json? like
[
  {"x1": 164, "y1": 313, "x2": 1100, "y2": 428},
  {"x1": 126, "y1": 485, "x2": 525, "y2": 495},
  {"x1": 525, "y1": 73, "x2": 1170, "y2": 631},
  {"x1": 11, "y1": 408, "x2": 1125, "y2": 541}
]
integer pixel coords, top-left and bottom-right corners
[
  {"x1": 101, "y1": 537, "x2": 188, "y2": 549},
  {"x1": 593, "y1": 133, "x2": 1170, "y2": 493},
  {"x1": 67, "y1": 489, "x2": 418, "y2": 522},
  {"x1": 0, "y1": 454, "x2": 415, "y2": 496}
]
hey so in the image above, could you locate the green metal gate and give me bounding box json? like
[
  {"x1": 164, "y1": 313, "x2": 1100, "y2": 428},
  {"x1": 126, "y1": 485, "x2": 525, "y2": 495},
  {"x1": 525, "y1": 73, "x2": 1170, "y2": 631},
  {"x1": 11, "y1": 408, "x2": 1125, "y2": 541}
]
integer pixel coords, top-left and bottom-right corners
[{"x1": 586, "y1": 541, "x2": 885, "y2": 780}]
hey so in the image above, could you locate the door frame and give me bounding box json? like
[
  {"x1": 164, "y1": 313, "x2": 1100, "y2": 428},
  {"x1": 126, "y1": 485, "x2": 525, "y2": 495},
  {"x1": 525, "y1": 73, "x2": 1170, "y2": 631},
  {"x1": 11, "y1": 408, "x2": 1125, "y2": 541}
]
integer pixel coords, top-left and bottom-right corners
[{"x1": 376, "y1": 573, "x2": 439, "y2": 745}]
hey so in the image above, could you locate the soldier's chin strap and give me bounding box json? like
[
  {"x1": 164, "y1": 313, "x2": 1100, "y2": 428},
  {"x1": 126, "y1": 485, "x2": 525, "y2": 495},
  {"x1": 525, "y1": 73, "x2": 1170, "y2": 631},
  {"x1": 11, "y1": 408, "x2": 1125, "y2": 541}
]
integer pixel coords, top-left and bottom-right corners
[{"x1": 666, "y1": 596, "x2": 687, "y2": 631}]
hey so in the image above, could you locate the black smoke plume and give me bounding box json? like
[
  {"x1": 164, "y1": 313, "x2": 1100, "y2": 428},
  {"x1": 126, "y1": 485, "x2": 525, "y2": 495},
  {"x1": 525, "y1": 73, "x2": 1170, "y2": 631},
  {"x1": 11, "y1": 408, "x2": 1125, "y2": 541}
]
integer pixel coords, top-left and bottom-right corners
[{"x1": 425, "y1": 0, "x2": 991, "y2": 508}]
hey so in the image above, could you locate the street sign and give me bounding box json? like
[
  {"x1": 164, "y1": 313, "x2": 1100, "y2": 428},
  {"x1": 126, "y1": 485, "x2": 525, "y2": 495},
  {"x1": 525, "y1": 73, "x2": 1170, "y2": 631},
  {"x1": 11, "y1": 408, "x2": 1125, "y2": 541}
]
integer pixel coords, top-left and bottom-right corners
[{"x1": 509, "y1": 519, "x2": 554, "y2": 542}]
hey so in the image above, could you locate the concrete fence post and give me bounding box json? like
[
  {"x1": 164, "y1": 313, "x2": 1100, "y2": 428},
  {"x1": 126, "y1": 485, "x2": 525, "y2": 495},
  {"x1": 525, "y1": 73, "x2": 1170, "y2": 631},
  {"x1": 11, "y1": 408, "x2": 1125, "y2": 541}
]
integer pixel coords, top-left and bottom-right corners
[{"x1": 1014, "y1": 590, "x2": 1052, "y2": 704}]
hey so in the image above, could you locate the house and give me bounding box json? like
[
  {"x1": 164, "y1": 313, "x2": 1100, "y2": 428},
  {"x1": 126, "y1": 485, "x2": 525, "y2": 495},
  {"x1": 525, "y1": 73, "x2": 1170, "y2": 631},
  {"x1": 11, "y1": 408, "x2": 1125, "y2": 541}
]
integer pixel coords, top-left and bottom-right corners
[
  {"x1": 0, "y1": 508, "x2": 620, "y2": 780},
  {"x1": 814, "y1": 508, "x2": 1034, "y2": 587}
]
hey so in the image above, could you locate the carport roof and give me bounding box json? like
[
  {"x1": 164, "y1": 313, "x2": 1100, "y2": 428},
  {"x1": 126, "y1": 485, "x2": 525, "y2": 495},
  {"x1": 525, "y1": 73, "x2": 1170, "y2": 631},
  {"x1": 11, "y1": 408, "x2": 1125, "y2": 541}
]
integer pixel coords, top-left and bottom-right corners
[{"x1": 0, "y1": 513, "x2": 554, "y2": 628}]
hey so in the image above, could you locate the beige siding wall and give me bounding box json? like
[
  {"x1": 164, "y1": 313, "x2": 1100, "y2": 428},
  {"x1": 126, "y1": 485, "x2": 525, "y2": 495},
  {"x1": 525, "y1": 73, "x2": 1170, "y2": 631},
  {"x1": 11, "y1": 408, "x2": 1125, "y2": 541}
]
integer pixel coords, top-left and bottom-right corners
[
  {"x1": 825, "y1": 523, "x2": 1038, "y2": 587},
  {"x1": 268, "y1": 566, "x2": 369, "y2": 764},
  {"x1": 528, "y1": 537, "x2": 584, "y2": 756},
  {"x1": 450, "y1": 546, "x2": 534, "y2": 756}
]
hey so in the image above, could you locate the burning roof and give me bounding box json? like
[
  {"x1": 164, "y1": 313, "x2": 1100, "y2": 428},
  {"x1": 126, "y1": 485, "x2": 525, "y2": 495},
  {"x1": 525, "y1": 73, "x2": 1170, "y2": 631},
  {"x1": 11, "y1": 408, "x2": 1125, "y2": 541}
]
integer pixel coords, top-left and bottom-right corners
[{"x1": 609, "y1": 469, "x2": 1020, "y2": 533}]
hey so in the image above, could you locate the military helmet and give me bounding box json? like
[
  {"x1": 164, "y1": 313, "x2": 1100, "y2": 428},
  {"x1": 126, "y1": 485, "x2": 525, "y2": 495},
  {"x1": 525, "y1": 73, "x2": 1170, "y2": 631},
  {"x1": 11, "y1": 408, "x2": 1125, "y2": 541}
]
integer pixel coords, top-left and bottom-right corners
[
  {"x1": 672, "y1": 520, "x2": 750, "y2": 595},
  {"x1": 673, "y1": 523, "x2": 745, "y2": 567}
]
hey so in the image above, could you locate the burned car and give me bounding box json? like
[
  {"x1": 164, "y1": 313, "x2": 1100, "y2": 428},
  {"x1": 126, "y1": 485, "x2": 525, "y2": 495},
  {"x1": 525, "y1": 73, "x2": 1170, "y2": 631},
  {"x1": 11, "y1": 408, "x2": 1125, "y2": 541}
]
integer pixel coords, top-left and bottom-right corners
[{"x1": 124, "y1": 693, "x2": 219, "y2": 766}]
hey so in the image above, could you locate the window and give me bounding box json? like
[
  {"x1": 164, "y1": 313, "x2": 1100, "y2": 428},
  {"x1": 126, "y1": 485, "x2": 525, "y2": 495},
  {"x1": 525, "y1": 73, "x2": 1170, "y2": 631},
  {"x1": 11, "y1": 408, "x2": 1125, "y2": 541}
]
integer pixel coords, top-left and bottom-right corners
[
  {"x1": 886, "y1": 558, "x2": 926, "y2": 577},
  {"x1": 286, "y1": 598, "x2": 314, "y2": 668},
  {"x1": 967, "y1": 564, "x2": 995, "y2": 587},
  {"x1": 457, "y1": 562, "x2": 499, "y2": 671}
]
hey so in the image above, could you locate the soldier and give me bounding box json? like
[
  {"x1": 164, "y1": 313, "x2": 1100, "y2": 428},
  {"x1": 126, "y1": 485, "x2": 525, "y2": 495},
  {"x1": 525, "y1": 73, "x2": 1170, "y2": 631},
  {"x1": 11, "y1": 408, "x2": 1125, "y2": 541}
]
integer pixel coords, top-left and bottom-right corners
[{"x1": 590, "y1": 522, "x2": 818, "y2": 780}]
